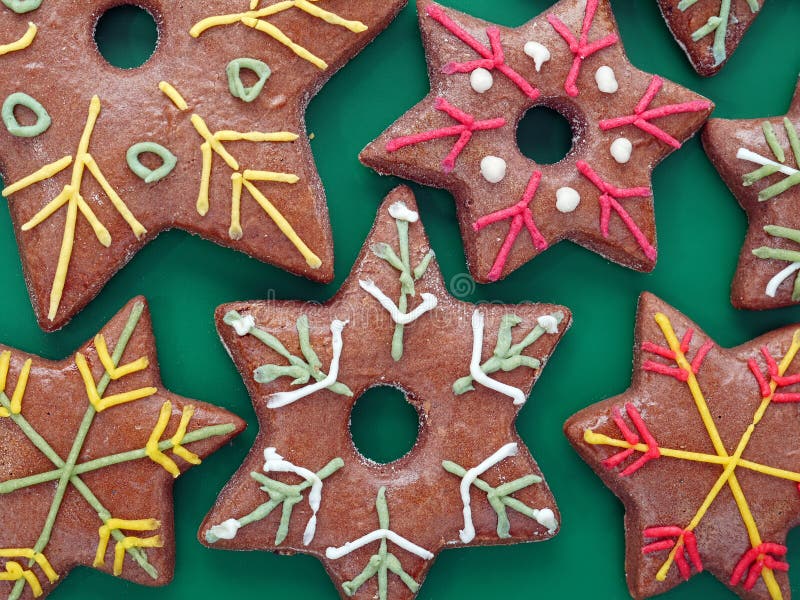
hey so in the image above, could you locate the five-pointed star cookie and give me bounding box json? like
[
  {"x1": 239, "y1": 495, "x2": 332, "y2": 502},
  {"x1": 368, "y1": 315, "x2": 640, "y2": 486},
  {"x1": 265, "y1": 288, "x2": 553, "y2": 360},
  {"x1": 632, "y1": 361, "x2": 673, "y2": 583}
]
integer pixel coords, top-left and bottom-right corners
[
  {"x1": 703, "y1": 76, "x2": 800, "y2": 310},
  {"x1": 566, "y1": 293, "x2": 800, "y2": 600},
  {"x1": 0, "y1": 0, "x2": 406, "y2": 331},
  {"x1": 360, "y1": 0, "x2": 713, "y2": 283},
  {"x1": 657, "y1": 0, "x2": 765, "y2": 77},
  {"x1": 0, "y1": 296, "x2": 245, "y2": 600},
  {"x1": 199, "y1": 186, "x2": 571, "y2": 600}
]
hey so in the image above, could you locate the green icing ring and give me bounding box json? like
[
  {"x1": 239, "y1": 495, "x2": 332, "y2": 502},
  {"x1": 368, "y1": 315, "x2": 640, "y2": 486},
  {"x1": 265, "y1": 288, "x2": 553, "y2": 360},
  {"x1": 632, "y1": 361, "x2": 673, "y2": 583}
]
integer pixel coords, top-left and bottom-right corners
[
  {"x1": 126, "y1": 142, "x2": 177, "y2": 184},
  {"x1": 2, "y1": 92, "x2": 51, "y2": 138},
  {"x1": 227, "y1": 58, "x2": 271, "y2": 103},
  {"x1": 1, "y1": 0, "x2": 42, "y2": 14}
]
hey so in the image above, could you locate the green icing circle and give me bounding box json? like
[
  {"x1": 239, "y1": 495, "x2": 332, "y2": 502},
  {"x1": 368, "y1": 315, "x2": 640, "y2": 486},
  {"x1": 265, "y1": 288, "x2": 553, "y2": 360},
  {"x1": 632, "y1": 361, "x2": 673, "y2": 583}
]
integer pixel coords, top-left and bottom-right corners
[
  {"x1": 2, "y1": 92, "x2": 51, "y2": 138},
  {"x1": 126, "y1": 142, "x2": 177, "y2": 184},
  {"x1": 1, "y1": 0, "x2": 42, "y2": 14},
  {"x1": 226, "y1": 58, "x2": 271, "y2": 103}
]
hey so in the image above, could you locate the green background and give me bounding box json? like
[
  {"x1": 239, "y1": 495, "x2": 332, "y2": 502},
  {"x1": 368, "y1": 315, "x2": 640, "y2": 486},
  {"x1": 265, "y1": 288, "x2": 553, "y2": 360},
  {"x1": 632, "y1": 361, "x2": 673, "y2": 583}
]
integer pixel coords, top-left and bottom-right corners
[{"x1": 3, "y1": 0, "x2": 800, "y2": 597}]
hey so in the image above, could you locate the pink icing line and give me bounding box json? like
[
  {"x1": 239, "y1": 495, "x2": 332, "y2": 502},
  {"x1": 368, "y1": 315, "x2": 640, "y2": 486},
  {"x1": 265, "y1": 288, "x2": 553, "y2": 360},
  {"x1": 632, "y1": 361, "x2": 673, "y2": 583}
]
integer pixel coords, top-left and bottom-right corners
[
  {"x1": 386, "y1": 97, "x2": 505, "y2": 172},
  {"x1": 547, "y1": 0, "x2": 619, "y2": 97},
  {"x1": 598, "y1": 76, "x2": 712, "y2": 148},
  {"x1": 576, "y1": 160, "x2": 656, "y2": 262},
  {"x1": 473, "y1": 171, "x2": 548, "y2": 281},
  {"x1": 426, "y1": 5, "x2": 539, "y2": 100}
]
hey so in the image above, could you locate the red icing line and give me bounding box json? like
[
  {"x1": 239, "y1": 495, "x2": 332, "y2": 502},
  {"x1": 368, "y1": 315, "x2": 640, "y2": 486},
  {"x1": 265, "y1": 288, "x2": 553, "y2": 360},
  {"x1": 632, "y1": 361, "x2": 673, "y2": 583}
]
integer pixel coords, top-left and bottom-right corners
[
  {"x1": 761, "y1": 345, "x2": 800, "y2": 386},
  {"x1": 748, "y1": 358, "x2": 772, "y2": 399},
  {"x1": 643, "y1": 360, "x2": 688, "y2": 382},
  {"x1": 386, "y1": 97, "x2": 505, "y2": 172},
  {"x1": 731, "y1": 543, "x2": 789, "y2": 590},
  {"x1": 473, "y1": 171, "x2": 548, "y2": 281},
  {"x1": 680, "y1": 329, "x2": 694, "y2": 353},
  {"x1": 620, "y1": 403, "x2": 660, "y2": 476},
  {"x1": 642, "y1": 539, "x2": 674, "y2": 553},
  {"x1": 576, "y1": 160, "x2": 656, "y2": 262},
  {"x1": 546, "y1": 0, "x2": 619, "y2": 97},
  {"x1": 643, "y1": 528, "x2": 703, "y2": 580},
  {"x1": 426, "y1": 6, "x2": 539, "y2": 100},
  {"x1": 690, "y1": 340, "x2": 714, "y2": 374},
  {"x1": 641, "y1": 341, "x2": 675, "y2": 360},
  {"x1": 772, "y1": 393, "x2": 800, "y2": 403},
  {"x1": 598, "y1": 76, "x2": 712, "y2": 148}
]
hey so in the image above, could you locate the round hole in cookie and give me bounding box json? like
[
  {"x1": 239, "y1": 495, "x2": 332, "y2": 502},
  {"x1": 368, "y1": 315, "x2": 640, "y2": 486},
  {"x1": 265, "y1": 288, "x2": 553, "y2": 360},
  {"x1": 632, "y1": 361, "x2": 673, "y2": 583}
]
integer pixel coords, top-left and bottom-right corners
[
  {"x1": 94, "y1": 5, "x2": 159, "y2": 69},
  {"x1": 349, "y1": 386, "x2": 420, "y2": 465},
  {"x1": 516, "y1": 106, "x2": 574, "y2": 165}
]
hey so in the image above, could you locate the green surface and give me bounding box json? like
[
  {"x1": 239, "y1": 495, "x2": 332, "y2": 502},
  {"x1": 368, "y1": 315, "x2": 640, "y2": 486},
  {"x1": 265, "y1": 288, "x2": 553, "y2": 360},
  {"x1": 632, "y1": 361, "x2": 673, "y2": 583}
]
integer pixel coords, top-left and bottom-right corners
[{"x1": 2, "y1": 0, "x2": 800, "y2": 598}]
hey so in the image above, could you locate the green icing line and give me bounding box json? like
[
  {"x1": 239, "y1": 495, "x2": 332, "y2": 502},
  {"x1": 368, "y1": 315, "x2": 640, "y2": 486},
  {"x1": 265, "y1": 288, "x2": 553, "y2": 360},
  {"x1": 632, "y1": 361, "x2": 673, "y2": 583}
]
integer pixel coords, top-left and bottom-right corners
[
  {"x1": 785, "y1": 118, "x2": 800, "y2": 165},
  {"x1": 711, "y1": 0, "x2": 731, "y2": 65},
  {"x1": 752, "y1": 247, "x2": 800, "y2": 263},
  {"x1": 763, "y1": 122, "x2": 786, "y2": 163},
  {"x1": 743, "y1": 164, "x2": 780, "y2": 187},
  {"x1": 677, "y1": 0, "x2": 699, "y2": 9},
  {"x1": 0, "y1": 0, "x2": 41, "y2": 14},
  {"x1": 792, "y1": 273, "x2": 800, "y2": 303},
  {"x1": 764, "y1": 225, "x2": 800, "y2": 244},
  {"x1": 691, "y1": 16, "x2": 720, "y2": 42},
  {"x1": 226, "y1": 58, "x2": 271, "y2": 103},
  {"x1": 2, "y1": 92, "x2": 51, "y2": 138},
  {"x1": 745, "y1": 0, "x2": 760, "y2": 11},
  {"x1": 126, "y1": 142, "x2": 177, "y2": 184},
  {"x1": 759, "y1": 172, "x2": 800, "y2": 201}
]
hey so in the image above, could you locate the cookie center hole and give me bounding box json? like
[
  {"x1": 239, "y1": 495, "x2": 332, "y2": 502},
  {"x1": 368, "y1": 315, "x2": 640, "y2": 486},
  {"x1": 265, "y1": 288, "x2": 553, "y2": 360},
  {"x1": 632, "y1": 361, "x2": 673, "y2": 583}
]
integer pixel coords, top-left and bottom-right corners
[
  {"x1": 516, "y1": 106, "x2": 574, "y2": 165},
  {"x1": 94, "y1": 5, "x2": 159, "y2": 69},
  {"x1": 350, "y1": 386, "x2": 420, "y2": 464}
]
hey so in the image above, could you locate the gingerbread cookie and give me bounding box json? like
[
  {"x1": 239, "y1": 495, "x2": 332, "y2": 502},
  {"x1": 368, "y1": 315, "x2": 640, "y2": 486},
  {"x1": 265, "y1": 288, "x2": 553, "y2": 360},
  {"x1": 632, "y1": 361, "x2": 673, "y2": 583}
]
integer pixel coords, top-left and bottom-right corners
[
  {"x1": 0, "y1": 297, "x2": 245, "y2": 599},
  {"x1": 359, "y1": 0, "x2": 713, "y2": 283},
  {"x1": 0, "y1": 0, "x2": 406, "y2": 331},
  {"x1": 199, "y1": 186, "x2": 571, "y2": 600},
  {"x1": 565, "y1": 292, "x2": 800, "y2": 600},
  {"x1": 703, "y1": 76, "x2": 800, "y2": 310},
  {"x1": 656, "y1": 0, "x2": 764, "y2": 77}
]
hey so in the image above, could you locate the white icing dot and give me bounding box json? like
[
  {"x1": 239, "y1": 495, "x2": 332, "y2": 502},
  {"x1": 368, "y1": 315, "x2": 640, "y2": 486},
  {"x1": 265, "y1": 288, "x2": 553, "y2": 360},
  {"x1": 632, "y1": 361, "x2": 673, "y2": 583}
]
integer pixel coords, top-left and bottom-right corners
[
  {"x1": 208, "y1": 519, "x2": 242, "y2": 541},
  {"x1": 556, "y1": 187, "x2": 581, "y2": 213},
  {"x1": 523, "y1": 41, "x2": 550, "y2": 72},
  {"x1": 610, "y1": 137, "x2": 633, "y2": 164},
  {"x1": 595, "y1": 65, "x2": 618, "y2": 94},
  {"x1": 480, "y1": 156, "x2": 507, "y2": 184},
  {"x1": 470, "y1": 68, "x2": 494, "y2": 93},
  {"x1": 388, "y1": 201, "x2": 419, "y2": 222},
  {"x1": 232, "y1": 314, "x2": 255, "y2": 336},
  {"x1": 534, "y1": 508, "x2": 558, "y2": 534},
  {"x1": 536, "y1": 315, "x2": 559, "y2": 334}
]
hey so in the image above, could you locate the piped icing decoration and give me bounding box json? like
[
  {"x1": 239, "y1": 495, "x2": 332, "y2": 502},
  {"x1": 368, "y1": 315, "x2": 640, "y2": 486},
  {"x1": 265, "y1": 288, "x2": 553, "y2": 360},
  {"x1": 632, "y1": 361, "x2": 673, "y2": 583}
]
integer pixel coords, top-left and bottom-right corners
[
  {"x1": 0, "y1": 301, "x2": 239, "y2": 598},
  {"x1": 523, "y1": 41, "x2": 549, "y2": 72},
  {"x1": 126, "y1": 142, "x2": 178, "y2": 184},
  {"x1": 736, "y1": 118, "x2": 800, "y2": 201},
  {"x1": 473, "y1": 171, "x2": 548, "y2": 281},
  {"x1": 325, "y1": 487, "x2": 434, "y2": 598},
  {"x1": 227, "y1": 58, "x2": 272, "y2": 102},
  {"x1": 679, "y1": 0, "x2": 761, "y2": 67},
  {"x1": 2, "y1": 92, "x2": 51, "y2": 138},
  {"x1": 577, "y1": 160, "x2": 655, "y2": 262},
  {"x1": 0, "y1": 353, "x2": 31, "y2": 417},
  {"x1": 594, "y1": 65, "x2": 618, "y2": 94},
  {"x1": 426, "y1": 4, "x2": 539, "y2": 100},
  {"x1": 1, "y1": 96, "x2": 146, "y2": 322},
  {"x1": 0, "y1": 22, "x2": 37, "y2": 56},
  {"x1": 469, "y1": 68, "x2": 493, "y2": 93},
  {"x1": 206, "y1": 450, "x2": 344, "y2": 546},
  {"x1": 610, "y1": 137, "x2": 633, "y2": 164},
  {"x1": 556, "y1": 187, "x2": 580, "y2": 213},
  {"x1": 467, "y1": 311, "x2": 525, "y2": 405},
  {"x1": 158, "y1": 81, "x2": 188, "y2": 111},
  {"x1": 190, "y1": 0, "x2": 368, "y2": 71},
  {"x1": 145, "y1": 402, "x2": 203, "y2": 477},
  {"x1": 480, "y1": 155, "x2": 506, "y2": 183},
  {"x1": 583, "y1": 311, "x2": 800, "y2": 597},
  {"x1": 454, "y1": 310, "x2": 562, "y2": 398},
  {"x1": 444, "y1": 443, "x2": 557, "y2": 544},
  {"x1": 546, "y1": 0, "x2": 619, "y2": 97},
  {"x1": 0, "y1": 0, "x2": 41, "y2": 14},
  {"x1": 753, "y1": 226, "x2": 800, "y2": 301},
  {"x1": 386, "y1": 97, "x2": 505, "y2": 173},
  {"x1": 599, "y1": 75, "x2": 713, "y2": 149},
  {"x1": 362, "y1": 201, "x2": 437, "y2": 361}
]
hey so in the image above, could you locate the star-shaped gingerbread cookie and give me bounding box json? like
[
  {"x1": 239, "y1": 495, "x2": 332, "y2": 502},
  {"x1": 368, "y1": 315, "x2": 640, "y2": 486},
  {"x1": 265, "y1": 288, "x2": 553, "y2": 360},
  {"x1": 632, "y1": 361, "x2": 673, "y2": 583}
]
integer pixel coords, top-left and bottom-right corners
[
  {"x1": 0, "y1": 296, "x2": 245, "y2": 599},
  {"x1": 199, "y1": 186, "x2": 571, "y2": 600},
  {"x1": 657, "y1": 0, "x2": 764, "y2": 77},
  {"x1": 566, "y1": 292, "x2": 800, "y2": 600},
  {"x1": 703, "y1": 76, "x2": 800, "y2": 310},
  {"x1": 360, "y1": 0, "x2": 713, "y2": 283},
  {"x1": 0, "y1": 0, "x2": 405, "y2": 331}
]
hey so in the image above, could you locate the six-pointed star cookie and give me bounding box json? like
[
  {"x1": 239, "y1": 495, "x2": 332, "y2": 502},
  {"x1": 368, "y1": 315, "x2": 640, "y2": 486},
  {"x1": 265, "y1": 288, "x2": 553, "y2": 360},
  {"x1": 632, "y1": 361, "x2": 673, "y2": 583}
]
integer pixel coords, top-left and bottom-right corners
[
  {"x1": 0, "y1": 296, "x2": 245, "y2": 600},
  {"x1": 0, "y1": 0, "x2": 405, "y2": 331},
  {"x1": 565, "y1": 293, "x2": 800, "y2": 600},
  {"x1": 703, "y1": 76, "x2": 800, "y2": 310},
  {"x1": 360, "y1": 0, "x2": 713, "y2": 283},
  {"x1": 199, "y1": 186, "x2": 571, "y2": 600},
  {"x1": 657, "y1": 0, "x2": 765, "y2": 77}
]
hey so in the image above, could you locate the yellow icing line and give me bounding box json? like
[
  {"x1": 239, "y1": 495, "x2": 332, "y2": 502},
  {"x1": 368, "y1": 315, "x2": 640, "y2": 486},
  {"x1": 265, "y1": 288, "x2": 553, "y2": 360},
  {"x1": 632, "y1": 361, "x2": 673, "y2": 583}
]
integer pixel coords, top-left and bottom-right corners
[
  {"x1": 83, "y1": 154, "x2": 147, "y2": 238},
  {"x1": 146, "y1": 401, "x2": 181, "y2": 477},
  {"x1": 189, "y1": 2, "x2": 296, "y2": 37},
  {"x1": 230, "y1": 173, "x2": 244, "y2": 240},
  {"x1": 20, "y1": 186, "x2": 72, "y2": 231},
  {"x1": 75, "y1": 352, "x2": 156, "y2": 412},
  {"x1": 241, "y1": 177, "x2": 321, "y2": 268},
  {"x1": 9, "y1": 358, "x2": 31, "y2": 415},
  {"x1": 214, "y1": 131, "x2": 298, "y2": 143},
  {"x1": 0, "y1": 562, "x2": 40, "y2": 597},
  {"x1": 241, "y1": 16, "x2": 328, "y2": 69},
  {"x1": 157, "y1": 81, "x2": 188, "y2": 111},
  {"x1": 94, "y1": 518, "x2": 160, "y2": 572},
  {"x1": 113, "y1": 536, "x2": 162, "y2": 576},
  {"x1": 250, "y1": 0, "x2": 259, "y2": 8},
  {"x1": 49, "y1": 191, "x2": 78, "y2": 321},
  {"x1": 242, "y1": 170, "x2": 300, "y2": 184},
  {"x1": 198, "y1": 142, "x2": 212, "y2": 216},
  {"x1": 0, "y1": 550, "x2": 57, "y2": 583},
  {"x1": 94, "y1": 334, "x2": 149, "y2": 380},
  {"x1": 2, "y1": 156, "x2": 73, "y2": 198},
  {"x1": 169, "y1": 405, "x2": 201, "y2": 465},
  {"x1": 75, "y1": 192, "x2": 112, "y2": 247},
  {"x1": 191, "y1": 115, "x2": 239, "y2": 171},
  {"x1": 293, "y1": 0, "x2": 367, "y2": 32},
  {"x1": 0, "y1": 22, "x2": 37, "y2": 57}
]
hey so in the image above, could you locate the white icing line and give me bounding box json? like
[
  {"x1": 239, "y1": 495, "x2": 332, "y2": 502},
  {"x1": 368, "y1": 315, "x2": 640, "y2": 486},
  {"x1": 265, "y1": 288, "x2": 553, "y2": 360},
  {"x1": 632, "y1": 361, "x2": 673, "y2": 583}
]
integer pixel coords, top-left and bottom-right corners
[
  {"x1": 458, "y1": 443, "x2": 519, "y2": 544},
  {"x1": 765, "y1": 262, "x2": 800, "y2": 298},
  {"x1": 470, "y1": 310, "x2": 526, "y2": 405},
  {"x1": 737, "y1": 148, "x2": 799, "y2": 177},
  {"x1": 267, "y1": 319, "x2": 348, "y2": 409},
  {"x1": 388, "y1": 201, "x2": 419, "y2": 222},
  {"x1": 207, "y1": 518, "x2": 242, "y2": 541},
  {"x1": 325, "y1": 529, "x2": 434, "y2": 560},
  {"x1": 523, "y1": 41, "x2": 550, "y2": 72},
  {"x1": 359, "y1": 279, "x2": 438, "y2": 325}
]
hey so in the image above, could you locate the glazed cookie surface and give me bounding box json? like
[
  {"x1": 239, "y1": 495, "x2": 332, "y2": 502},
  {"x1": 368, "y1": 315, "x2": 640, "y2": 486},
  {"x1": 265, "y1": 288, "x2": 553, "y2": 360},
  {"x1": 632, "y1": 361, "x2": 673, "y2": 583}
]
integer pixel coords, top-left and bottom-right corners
[
  {"x1": 0, "y1": 297, "x2": 245, "y2": 600},
  {"x1": 199, "y1": 186, "x2": 571, "y2": 600},
  {"x1": 360, "y1": 0, "x2": 713, "y2": 283},
  {"x1": 565, "y1": 293, "x2": 800, "y2": 600},
  {"x1": 0, "y1": 0, "x2": 406, "y2": 331}
]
